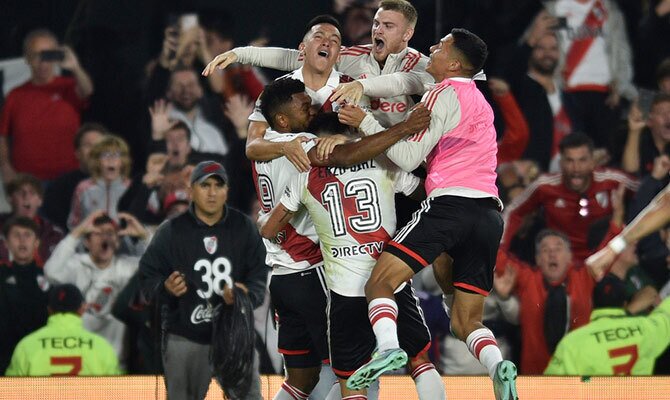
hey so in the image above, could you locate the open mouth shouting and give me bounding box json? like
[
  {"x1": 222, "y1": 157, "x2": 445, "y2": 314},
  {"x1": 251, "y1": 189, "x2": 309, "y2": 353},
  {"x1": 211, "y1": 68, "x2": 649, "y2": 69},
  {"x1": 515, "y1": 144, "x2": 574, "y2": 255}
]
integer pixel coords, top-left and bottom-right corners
[
  {"x1": 373, "y1": 37, "x2": 385, "y2": 53},
  {"x1": 317, "y1": 49, "x2": 330, "y2": 58}
]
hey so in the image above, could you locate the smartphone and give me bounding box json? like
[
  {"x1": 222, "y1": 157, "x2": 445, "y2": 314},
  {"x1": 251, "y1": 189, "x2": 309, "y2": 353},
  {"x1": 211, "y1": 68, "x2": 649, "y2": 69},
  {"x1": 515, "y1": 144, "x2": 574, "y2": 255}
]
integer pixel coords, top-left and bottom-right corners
[
  {"x1": 119, "y1": 218, "x2": 128, "y2": 230},
  {"x1": 40, "y1": 49, "x2": 65, "y2": 62},
  {"x1": 638, "y1": 88, "x2": 657, "y2": 119},
  {"x1": 555, "y1": 17, "x2": 568, "y2": 30},
  {"x1": 180, "y1": 14, "x2": 198, "y2": 31}
]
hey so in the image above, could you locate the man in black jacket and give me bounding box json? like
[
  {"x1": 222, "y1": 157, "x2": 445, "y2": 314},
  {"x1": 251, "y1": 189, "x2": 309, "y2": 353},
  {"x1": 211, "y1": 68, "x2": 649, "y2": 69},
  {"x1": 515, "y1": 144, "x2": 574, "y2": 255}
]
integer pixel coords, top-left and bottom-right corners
[{"x1": 139, "y1": 160, "x2": 268, "y2": 400}]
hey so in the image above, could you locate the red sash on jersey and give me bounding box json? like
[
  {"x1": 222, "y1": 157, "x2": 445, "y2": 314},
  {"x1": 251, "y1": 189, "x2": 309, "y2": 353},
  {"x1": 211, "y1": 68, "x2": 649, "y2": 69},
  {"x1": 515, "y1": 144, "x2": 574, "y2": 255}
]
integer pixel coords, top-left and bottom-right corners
[
  {"x1": 551, "y1": 106, "x2": 572, "y2": 157},
  {"x1": 562, "y1": 0, "x2": 608, "y2": 90}
]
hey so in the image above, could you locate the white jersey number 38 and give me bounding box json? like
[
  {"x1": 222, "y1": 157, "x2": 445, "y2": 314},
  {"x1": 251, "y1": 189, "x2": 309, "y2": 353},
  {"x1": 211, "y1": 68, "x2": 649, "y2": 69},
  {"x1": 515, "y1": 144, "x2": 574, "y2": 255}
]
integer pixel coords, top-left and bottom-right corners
[{"x1": 194, "y1": 257, "x2": 233, "y2": 299}]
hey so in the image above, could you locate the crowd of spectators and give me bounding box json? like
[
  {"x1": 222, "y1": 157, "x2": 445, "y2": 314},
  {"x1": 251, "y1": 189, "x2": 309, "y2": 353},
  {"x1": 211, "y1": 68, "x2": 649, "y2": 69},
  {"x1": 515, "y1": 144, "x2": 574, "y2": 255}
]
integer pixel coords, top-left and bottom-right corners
[{"x1": 1, "y1": 0, "x2": 670, "y2": 378}]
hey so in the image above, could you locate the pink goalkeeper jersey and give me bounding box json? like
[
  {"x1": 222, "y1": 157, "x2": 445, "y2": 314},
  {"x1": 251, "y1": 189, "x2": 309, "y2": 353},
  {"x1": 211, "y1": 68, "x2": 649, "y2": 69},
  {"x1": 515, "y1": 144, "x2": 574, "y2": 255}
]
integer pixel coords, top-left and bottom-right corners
[{"x1": 384, "y1": 77, "x2": 500, "y2": 206}]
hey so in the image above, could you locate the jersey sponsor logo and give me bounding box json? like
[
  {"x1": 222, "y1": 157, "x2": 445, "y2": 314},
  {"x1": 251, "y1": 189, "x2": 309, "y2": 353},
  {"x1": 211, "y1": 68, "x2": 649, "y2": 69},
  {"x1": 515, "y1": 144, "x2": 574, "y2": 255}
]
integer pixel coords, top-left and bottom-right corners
[
  {"x1": 190, "y1": 303, "x2": 215, "y2": 324},
  {"x1": 203, "y1": 236, "x2": 218, "y2": 255},
  {"x1": 554, "y1": 198, "x2": 566, "y2": 208},
  {"x1": 370, "y1": 99, "x2": 407, "y2": 113},
  {"x1": 331, "y1": 241, "x2": 385, "y2": 258},
  {"x1": 40, "y1": 337, "x2": 93, "y2": 349},
  {"x1": 591, "y1": 326, "x2": 643, "y2": 343}
]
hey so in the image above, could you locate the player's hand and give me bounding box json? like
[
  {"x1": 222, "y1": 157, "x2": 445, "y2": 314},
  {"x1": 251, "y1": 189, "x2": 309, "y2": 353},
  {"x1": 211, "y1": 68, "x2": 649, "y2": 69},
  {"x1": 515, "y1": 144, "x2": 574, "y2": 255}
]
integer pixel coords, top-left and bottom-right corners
[
  {"x1": 338, "y1": 104, "x2": 367, "y2": 128},
  {"x1": 402, "y1": 103, "x2": 431, "y2": 135},
  {"x1": 585, "y1": 247, "x2": 617, "y2": 281},
  {"x1": 314, "y1": 134, "x2": 349, "y2": 160},
  {"x1": 149, "y1": 99, "x2": 178, "y2": 140},
  {"x1": 202, "y1": 50, "x2": 239, "y2": 76},
  {"x1": 165, "y1": 271, "x2": 188, "y2": 297},
  {"x1": 331, "y1": 81, "x2": 364, "y2": 105},
  {"x1": 282, "y1": 136, "x2": 312, "y2": 172},
  {"x1": 493, "y1": 266, "x2": 517, "y2": 300}
]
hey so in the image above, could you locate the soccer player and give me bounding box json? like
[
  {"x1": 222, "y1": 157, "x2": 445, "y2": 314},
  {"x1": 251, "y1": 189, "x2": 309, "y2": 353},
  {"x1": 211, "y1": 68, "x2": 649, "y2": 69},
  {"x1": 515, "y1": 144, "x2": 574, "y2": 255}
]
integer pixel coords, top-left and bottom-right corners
[
  {"x1": 545, "y1": 274, "x2": 670, "y2": 375},
  {"x1": 5, "y1": 284, "x2": 120, "y2": 376},
  {"x1": 343, "y1": 29, "x2": 518, "y2": 400},
  {"x1": 587, "y1": 181, "x2": 670, "y2": 280},
  {"x1": 202, "y1": 0, "x2": 431, "y2": 169},
  {"x1": 259, "y1": 83, "x2": 443, "y2": 400}
]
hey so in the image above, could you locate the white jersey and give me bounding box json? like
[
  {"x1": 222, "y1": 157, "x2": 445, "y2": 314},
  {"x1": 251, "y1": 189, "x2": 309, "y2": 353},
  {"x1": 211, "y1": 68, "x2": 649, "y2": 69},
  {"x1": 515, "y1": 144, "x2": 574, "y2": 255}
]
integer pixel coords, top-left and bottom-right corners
[
  {"x1": 280, "y1": 157, "x2": 420, "y2": 296},
  {"x1": 253, "y1": 130, "x2": 322, "y2": 275},
  {"x1": 249, "y1": 66, "x2": 360, "y2": 122},
  {"x1": 235, "y1": 45, "x2": 431, "y2": 128}
]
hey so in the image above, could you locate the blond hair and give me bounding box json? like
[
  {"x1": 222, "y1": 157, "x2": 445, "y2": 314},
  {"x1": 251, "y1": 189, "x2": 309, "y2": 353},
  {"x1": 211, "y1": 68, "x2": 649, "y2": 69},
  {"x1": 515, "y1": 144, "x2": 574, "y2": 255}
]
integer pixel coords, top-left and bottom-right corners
[
  {"x1": 379, "y1": 0, "x2": 418, "y2": 28},
  {"x1": 88, "y1": 134, "x2": 132, "y2": 179}
]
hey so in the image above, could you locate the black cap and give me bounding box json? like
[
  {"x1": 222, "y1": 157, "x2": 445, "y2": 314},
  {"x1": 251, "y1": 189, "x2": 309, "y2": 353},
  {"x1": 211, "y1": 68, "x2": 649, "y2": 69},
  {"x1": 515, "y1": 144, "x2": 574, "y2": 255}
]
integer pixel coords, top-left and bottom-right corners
[
  {"x1": 49, "y1": 284, "x2": 84, "y2": 313},
  {"x1": 190, "y1": 161, "x2": 228, "y2": 185},
  {"x1": 592, "y1": 274, "x2": 627, "y2": 309}
]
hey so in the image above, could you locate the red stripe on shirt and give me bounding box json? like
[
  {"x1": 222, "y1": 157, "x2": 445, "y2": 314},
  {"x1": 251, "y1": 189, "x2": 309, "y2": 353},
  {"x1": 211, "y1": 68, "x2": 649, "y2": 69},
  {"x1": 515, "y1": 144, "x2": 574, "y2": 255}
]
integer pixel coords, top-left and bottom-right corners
[{"x1": 408, "y1": 84, "x2": 449, "y2": 142}]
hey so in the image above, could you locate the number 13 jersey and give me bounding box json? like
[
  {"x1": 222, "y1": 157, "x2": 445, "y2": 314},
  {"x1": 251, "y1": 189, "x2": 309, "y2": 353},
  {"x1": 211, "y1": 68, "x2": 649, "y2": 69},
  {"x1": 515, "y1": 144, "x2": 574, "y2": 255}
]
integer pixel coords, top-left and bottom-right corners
[{"x1": 280, "y1": 157, "x2": 419, "y2": 297}]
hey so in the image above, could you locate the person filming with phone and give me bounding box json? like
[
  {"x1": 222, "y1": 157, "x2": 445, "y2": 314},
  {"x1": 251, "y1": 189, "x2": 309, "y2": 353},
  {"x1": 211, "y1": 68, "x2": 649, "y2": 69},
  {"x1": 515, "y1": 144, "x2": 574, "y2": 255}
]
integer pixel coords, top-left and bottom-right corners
[
  {"x1": 44, "y1": 210, "x2": 150, "y2": 370},
  {"x1": 0, "y1": 28, "x2": 94, "y2": 183}
]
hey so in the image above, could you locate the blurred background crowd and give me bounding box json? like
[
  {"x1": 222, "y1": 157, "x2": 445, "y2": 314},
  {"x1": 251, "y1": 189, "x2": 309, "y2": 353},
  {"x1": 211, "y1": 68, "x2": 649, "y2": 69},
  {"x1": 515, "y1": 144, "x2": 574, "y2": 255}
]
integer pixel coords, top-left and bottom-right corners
[{"x1": 0, "y1": 0, "x2": 669, "y2": 377}]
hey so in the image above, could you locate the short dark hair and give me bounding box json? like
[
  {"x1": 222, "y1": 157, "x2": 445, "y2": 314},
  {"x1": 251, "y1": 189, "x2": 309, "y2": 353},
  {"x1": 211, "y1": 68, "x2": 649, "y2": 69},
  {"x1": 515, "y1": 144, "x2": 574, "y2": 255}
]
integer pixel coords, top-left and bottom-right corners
[
  {"x1": 6, "y1": 173, "x2": 43, "y2": 198},
  {"x1": 304, "y1": 15, "x2": 342, "y2": 38},
  {"x1": 656, "y1": 58, "x2": 670, "y2": 85},
  {"x1": 83, "y1": 214, "x2": 116, "y2": 239},
  {"x1": 48, "y1": 284, "x2": 84, "y2": 314},
  {"x1": 592, "y1": 274, "x2": 627, "y2": 309},
  {"x1": 307, "y1": 112, "x2": 353, "y2": 136},
  {"x1": 450, "y1": 28, "x2": 488, "y2": 75},
  {"x1": 2, "y1": 215, "x2": 40, "y2": 238},
  {"x1": 558, "y1": 132, "x2": 595, "y2": 154},
  {"x1": 259, "y1": 78, "x2": 306, "y2": 130},
  {"x1": 651, "y1": 92, "x2": 670, "y2": 110},
  {"x1": 74, "y1": 122, "x2": 108, "y2": 149},
  {"x1": 167, "y1": 120, "x2": 192, "y2": 141},
  {"x1": 534, "y1": 229, "x2": 571, "y2": 253}
]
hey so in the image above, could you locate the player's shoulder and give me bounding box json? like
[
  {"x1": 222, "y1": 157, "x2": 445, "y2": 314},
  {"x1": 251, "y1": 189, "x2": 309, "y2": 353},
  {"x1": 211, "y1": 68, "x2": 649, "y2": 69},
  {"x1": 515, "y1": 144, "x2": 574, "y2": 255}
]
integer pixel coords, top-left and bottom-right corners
[
  {"x1": 340, "y1": 44, "x2": 373, "y2": 57},
  {"x1": 400, "y1": 47, "x2": 428, "y2": 71}
]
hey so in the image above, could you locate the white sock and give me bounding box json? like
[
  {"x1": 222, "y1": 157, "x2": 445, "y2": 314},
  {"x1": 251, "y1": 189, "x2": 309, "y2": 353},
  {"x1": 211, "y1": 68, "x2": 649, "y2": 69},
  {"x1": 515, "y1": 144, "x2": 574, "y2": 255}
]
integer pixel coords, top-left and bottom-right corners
[
  {"x1": 274, "y1": 382, "x2": 309, "y2": 400},
  {"x1": 368, "y1": 298, "x2": 400, "y2": 352},
  {"x1": 342, "y1": 396, "x2": 367, "y2": 400},
  {"x1": 412, "y1": 362, "x2": 446, "y2": 400},
  {"x1": 324, "y1": 383, "x2": 341, "y2": 400},
  {"x1": 465, "y1": 328, "x2": 503, "y2": 380}
]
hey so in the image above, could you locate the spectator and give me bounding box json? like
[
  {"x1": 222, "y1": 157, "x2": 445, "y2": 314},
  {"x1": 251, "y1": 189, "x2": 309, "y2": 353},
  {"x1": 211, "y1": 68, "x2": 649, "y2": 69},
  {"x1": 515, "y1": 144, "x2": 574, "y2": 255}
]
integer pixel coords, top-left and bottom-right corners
[
  {"x1": 496, "y1": 230, "x2": 596, "y2": 374},
  {"x1": 67, "y1": 135, "x2": 132, "y2": 230},
  {"x1": 139, "y1": 161, "x2": 268, "y2": 400},
  {"x1": 5, "y1": 284, "x2": 121, "y2": 376},
  {"x1": 0, "y1": 174, "x2": 64, "y2": 265},
  {"x1": 545, "y1": 275, "x2": 669, "y2": 375},
  {"x1": 657, "y1": 58, "x2": 670, "y2": 95},
  {"x1": 42, "y1": 123, "x2": 107, "y2": 231},
  {"x1": 0, "y1": 28, "x2": 94, "y2": 182},
  {"x1": 44, "y1": 211, "x2": 149, "y2": 365},
  {"x1": 636, "y1": 0, "x2": 670, "y2": 89},
  {"x1": 542, "y1": 0, "x2": 636, "y2": 151},
  {"x1": 622, "y1": 94, "x2": 670, "y2": 176},
  {"x1": 502, "y1": 24, "x2": 570, "y2": 171},
  {"x1": 502, "y1": 133, "x2": 638, "y2": 263},
  {"x1": 339, "y1": 2, "x2": 376, "y2": 46},
  {"x1": 488, "y1": 78, "x2": 530, "y2": 165},
  {"x1": 0, "y1": 217, "x2": 49, "y2": 374}
]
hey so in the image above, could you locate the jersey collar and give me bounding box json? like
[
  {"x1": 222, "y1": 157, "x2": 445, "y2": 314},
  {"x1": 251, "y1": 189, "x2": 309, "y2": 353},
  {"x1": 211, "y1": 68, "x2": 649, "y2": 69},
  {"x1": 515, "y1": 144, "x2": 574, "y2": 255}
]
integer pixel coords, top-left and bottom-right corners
[{"x1": 590, "y1": 307, "x2": 627, "y2": 321}]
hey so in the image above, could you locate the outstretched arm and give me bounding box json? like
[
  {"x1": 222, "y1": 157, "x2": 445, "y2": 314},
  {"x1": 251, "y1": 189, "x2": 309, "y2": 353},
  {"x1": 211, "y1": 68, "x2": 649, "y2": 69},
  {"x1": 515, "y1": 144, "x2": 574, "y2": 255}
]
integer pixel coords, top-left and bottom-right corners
[{"x1": 202, "y1": 47, "x2": 301, "y2": 76}]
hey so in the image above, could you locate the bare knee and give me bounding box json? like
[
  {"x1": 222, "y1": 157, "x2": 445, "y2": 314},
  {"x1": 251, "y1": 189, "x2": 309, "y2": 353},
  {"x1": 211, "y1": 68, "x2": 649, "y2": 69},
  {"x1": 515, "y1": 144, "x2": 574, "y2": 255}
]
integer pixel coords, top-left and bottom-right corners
[
  {"x1": 364, "y1": 252, "x2": 415, "y2": 301},
  {"x1": 450, "y1": 290, "x2": 486, "y2": 341}
]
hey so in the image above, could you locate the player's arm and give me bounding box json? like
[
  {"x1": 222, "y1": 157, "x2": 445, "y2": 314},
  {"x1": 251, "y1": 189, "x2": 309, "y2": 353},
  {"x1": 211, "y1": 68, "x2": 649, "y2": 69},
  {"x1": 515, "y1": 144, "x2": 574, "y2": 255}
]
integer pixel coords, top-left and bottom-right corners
[
  {"x1": 203, "y1": 47, "x2": 301, "y2": 76},
  {"x1": 259, "y1": 203, "x2": 295, "y2": 240},
  {"x1": 307, "y1": 104, "x2": 431, "y2": 168},
  {"x1": 383, "y1": 88, "x2": 456, "y2": 172},
  {"x1": 245, "y1": 120, "x2": 312, "y2": 172}
]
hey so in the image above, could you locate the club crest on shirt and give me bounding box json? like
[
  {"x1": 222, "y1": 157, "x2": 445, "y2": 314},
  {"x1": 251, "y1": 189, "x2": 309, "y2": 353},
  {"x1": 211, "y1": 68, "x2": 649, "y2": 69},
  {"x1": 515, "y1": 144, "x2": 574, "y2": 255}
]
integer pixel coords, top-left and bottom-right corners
[
  {"x1": 203, "y1": 236, "x2": 218, "y2": 254},
  {"x1": 596, "y1": 191, "x2": 609, "y2": 208},
  {"x1": 554, "y1": 198, "x2": 566, "y2": 208}
]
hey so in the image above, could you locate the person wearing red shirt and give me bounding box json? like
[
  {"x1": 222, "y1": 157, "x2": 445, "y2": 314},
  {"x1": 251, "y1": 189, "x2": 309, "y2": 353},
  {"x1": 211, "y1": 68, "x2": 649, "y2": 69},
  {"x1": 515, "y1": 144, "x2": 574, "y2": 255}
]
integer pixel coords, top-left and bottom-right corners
[
  {"x1": 495, "y1": 230, "x2": 595, "y2": 374},
  {"x1": 501, "y1": 133, "x2": 638, "y2": 263},
  {"x1": 0, "y1": 29, "x2": 94, "y2": 181}
]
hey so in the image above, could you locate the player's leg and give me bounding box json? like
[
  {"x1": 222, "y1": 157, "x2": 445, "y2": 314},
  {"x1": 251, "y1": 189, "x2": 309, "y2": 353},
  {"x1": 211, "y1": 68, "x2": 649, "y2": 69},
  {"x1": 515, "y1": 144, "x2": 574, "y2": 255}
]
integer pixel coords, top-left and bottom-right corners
[
  {"x1": 449, "y1": 199, "x2": 517, "y2": 400},
  {"x1": 432, "y1": 253, "x2": 455, "y2": 317},
  {"x1": 270, "y1": 271, "x2": 325, "y2": 399},
  {"x1": 350, "y1": 198, "x2": 448, "y2": 390},
  {"x1": 396, "y1": 284, "x2": 446, "y2": 400}
]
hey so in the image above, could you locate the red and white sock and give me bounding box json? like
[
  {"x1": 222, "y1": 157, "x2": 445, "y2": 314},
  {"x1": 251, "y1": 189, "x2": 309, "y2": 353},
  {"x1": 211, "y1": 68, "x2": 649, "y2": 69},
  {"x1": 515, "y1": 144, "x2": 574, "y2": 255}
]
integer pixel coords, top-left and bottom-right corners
[
  {"x1": 273, "y1": 382, "x2": 309, "y2": 400},
  {"x1": 342, "y1": 395, "x2": 367, "y2": 400},
  {"x1": 368, "y1": 298, "x2": 400, "y2": 352},
  {"x1": 465, "y1": 328, "x2": 503, "y2": 380},
  {"x1": 411, "y1": 362, "x2": 446, "y2": 400}
]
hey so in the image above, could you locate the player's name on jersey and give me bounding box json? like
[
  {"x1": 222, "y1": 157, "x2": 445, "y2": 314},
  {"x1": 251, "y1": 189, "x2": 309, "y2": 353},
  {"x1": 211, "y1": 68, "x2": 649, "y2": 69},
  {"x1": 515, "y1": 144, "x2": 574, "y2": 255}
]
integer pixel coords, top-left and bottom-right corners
[
  {"x1": 39, "y1": 337, "x2": 94, "y2": 349},
  {"x1": 331, "y1": 241, "x2": 385, "y2": 258},
  {"x1": 591, "y1": 326, "x2": 642, "y2": 343},
  {"x1": 317, "y1": 160, "x2": 377, "y2": 178}
]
